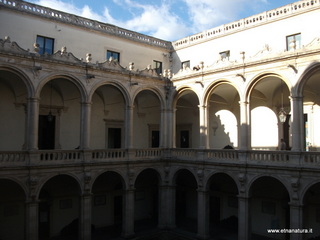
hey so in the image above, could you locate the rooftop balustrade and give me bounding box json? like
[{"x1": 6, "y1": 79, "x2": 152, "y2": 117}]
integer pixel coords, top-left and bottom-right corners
[
  {"x1": 0, "y1": 0, "x2": 171, "y2": 49},
  {"x1": 172, "y1": 0, "x2": 320, "y2": 49}
]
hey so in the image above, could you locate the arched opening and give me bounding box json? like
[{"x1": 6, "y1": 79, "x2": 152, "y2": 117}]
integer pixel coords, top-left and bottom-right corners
[
  {"x1": 133, "y1": 90, "x2": 161, "y2": 148},
  {"x1": 39, "y1": 79, "x2": 82, "y2": 150},
  {"x1": 91, "y1": 85, "x2": 126, "y2": 149},
  {"x1": 303, "y1": 182, "x2": 320, "y2": 239},
  {"x1": 38, "y1": 175, "x2": 81, "y2": 240},
  {"x1": 251, "y1": 106, "x2": 278, "y2": 150},
  {"x1": 0, "y1": 70, "x2": 28, "y2": 150},
  {"x1": 208, "y1": 173, "x2": 238, "y2": 239},
  {"x1": 302, "y1": 66, "x2": 320, "y2": 151},
  {"x1": 91, "y1": 171, "x2": 124, "y2": 239},
  {"x1": 134, "y1": 168, "x2": 160, "y2": 233},
  {"x1": 175, "y1": 90, "x2": 199, "y2": 148},
  {"x1": 249, "y1": 176, "x2": 290, "y2": 240},
  {"x1": 0, "y1": 179, "x2": 26, "y2": 240},
  {"x1": 208, "y1": 83, "x2": 240, "y2": 149},
  {"x1": 249, "y1": 77, "x2": 290, "y2": 150},
  {"x1": 175, "y1": 169, "x2": 197, "y2": 233}
]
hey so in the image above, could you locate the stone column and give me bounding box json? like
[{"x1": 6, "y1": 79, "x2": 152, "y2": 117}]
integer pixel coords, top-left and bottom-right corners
[
  {"x1": 125, "y1": 105, "x2": 134, "y2": 149},
  {"x1": 197, "y1": 188, "x2": 209, "y2": 239},
  {"x1": 171, "y1": 108, "x2": 177, "y2": 148},
  {"x1": 239, "y1": 101, "x2": 250, "y2": 150},
  {"x1": 80, "y1": 193, "x2": 92, "y2": 240},
  {"x1": 290, "y1": 96, "x2": 304, "y2": 151},
  {"x1": 160, "y1": 108, "x2": 166, "y2": 148},
  {"x1": 289, "y1": 201, "x2": 303, "y2": 240},
  {"x1": 122, "y1": 187, "x2": 135, "y2": 238},
  {"x1": 80, "y1": 101, "x2": 92, "y2": 149},
  {"x1": 26, "y1": 97, "x2": 40, "y2": 150},
  {"x1": 158, "y1": 183, "x2": 176, "y2": 229},
  {"x1": 26, "y1": 199, "x2": 39, "y2": 240},
  {"x1": 199, "y1": 105, "x2": 209, "y2": 149},
  {"x1": 238, "y1": 195, "x2": 251, "y2": 240}
]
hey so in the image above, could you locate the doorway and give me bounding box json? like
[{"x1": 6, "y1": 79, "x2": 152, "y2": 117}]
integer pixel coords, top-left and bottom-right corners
[
  {"x1": 38, "y1": 115, "x2": 55, "y2": 150},
  {"x1": 151, "y1": 130, "x2": 160, "y2": 148},
  {"x1": 180, "y1": 130, "x2": 189, "y2": 148},
  {"x1": 108, "y1": 128, "x2": 121, "y2": 148}
]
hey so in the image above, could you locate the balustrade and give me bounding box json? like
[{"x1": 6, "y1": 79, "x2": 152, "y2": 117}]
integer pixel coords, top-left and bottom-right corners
[
  {"x1": 0, "y1": 0, "x2": 170, "y2": 49},
  {"x1": 173, "y1": 0, "x2": 320, "y2": 49},
  {"x1": 0, "y1": 149, "x2": 320, "y2": 168}
]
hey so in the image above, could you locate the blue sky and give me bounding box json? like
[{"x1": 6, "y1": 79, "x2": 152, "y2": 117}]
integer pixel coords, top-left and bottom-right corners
[{"x1": 25, "y1": 0, "x2": 297, "y2": 41}]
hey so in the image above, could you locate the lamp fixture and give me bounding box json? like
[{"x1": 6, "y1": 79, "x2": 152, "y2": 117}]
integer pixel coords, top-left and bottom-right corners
[{"x1": 278, "y1": 80, "x2": 287, "y2": 123}]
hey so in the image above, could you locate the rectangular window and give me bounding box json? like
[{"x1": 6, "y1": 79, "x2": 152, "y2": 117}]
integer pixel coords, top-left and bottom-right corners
[
  {"x1": 286, "y1": 33, "x2": 301, "y2": 51},
  {"x1": 107, "y1": 50, "x2": 120, "y2": 62},
  {"x1": 153, "y1": 60, "x2": 162, "y2": 75},
  {"x1": 181, "y1": 60, "x2": 190, "y2": 69},
  {"x1": 219, "y1": 50, "x2": 230, "y2": 60},
  {"x1": 36, "y1": 35, "x2": 54, "y2": 55}
]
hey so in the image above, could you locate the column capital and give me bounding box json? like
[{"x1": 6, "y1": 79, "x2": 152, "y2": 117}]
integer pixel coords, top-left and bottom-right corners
[
  {"x1": 289, "y1": 95, "x2": 303, "y2": 101},
  {"x1": 27, "y1": 97, "x2": 40, "y2": 102},
  {"x1": 81, "y1": 101, "x2": 92, "y2": 105}
]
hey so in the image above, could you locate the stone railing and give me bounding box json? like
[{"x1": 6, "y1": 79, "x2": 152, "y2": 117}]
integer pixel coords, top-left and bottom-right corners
[
  {"x1": 0, "y1": 149, "x2": 320, "y2": 168},
  {"x1": 0, "y1": 0, "x2": 171, "y2": 49},
  {"x1": 172, "y1": 0, "x2": 320, "y2": 49}
]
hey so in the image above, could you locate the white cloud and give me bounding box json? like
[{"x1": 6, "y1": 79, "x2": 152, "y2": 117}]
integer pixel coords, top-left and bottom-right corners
[
  {"x1": 31, "y1": 0, "x2": 105, "y2": 21},
  {"x1": 183, "y1": 0, "x2": 253, "y2": 33}
]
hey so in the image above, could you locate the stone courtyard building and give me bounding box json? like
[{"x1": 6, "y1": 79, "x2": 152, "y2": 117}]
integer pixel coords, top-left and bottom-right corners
[{"x1": 0, "y1": 0, "x2": 320, "y2": 240}]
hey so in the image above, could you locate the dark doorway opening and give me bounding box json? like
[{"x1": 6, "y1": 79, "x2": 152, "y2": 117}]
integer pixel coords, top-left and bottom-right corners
[
  {"x1": 180, "y1": 130, "x2": 189, "y2": 148},
  {"x1": 151, "y1": 130, "x2": 160, "y2": 148},
  {"x1": 108, "y1": 128, "x2": 121, "y2": 148},
  {"x1": 114, "y1": 195, "x2": 122, "y2": 225},
  {"x1": 38, "y1": 115, "x2": 55, "y2": 150}
]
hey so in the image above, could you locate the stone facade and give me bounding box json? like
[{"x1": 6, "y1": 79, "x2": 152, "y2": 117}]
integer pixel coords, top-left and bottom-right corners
[{"x1": 0, "y1": 0, "x2": 320, "y2": 240}]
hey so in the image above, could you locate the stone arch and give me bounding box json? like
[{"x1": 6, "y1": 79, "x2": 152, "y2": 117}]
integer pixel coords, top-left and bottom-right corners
[
  {"x1": 90, "y1": 169, "x2": 126, "y2": 191},
  {"x1": 0, "y1": 178, "x2": 27, "y2": 240},
  {"x1": 248, "y1": 175, "x2": 290, "y2": 239},
  {"x1": 204, "y1": 80, "x2": 241, "y2": 149},
  {"x1": 35, "y1": 73, "x2": 87, "y2": 101},
  {"x1": 0, "y1": 66, "x2": 34, "y2": 150},
  {"x1": 245, "y1": 73, "x2": 291, "y2": 150},
  {"x1": 36, "y1": 75, "x2": 86, "y2": 150},
  {"x1": 205, "y1": 172, "x2": 239, "y2": 238},
  {"x1": 0, "y1": 64, "x2": 35, "y2": 97},
  {"x1": 37, "y1": 174, "x2": 82, "y2": 239},
  {"x1": 173, "y1": 87, "x2": 200, "y2": 148},
  {"x1": 204, "y1": 171, "x2": 239, "y2": 192},
  {"x1": 295, "y1": 61, "x2": 320, "y2": 97},
  {"x1": 301, "y1": 179, "x2": 320, "y2": 238},
  {"x1": 89, "y1": 81, "x2": 130, "y2": 106},
  {"x1": 244, "y1": 72, "x2": 291, "y2": 103},
  {"x1": 132, "y1": 87, "x2": 166, "y2": 110},
  {"x1": 295, "y1": 61, "x2": 320, "y2": 151},
  {"x1": 173, "y1": 168, "x2": 198, "y2": 233},
  {"x1": 91, "y1": 170, "x2": 125, "y2": 238},
  {"x1": 90, "y1": 83, "x2": 128, "y2": 149},
  {"x1": 203, "y1": 79, "x2": 241, "y2": 107},
  {"x1": 132, "y1": 89, "x2": 163, "y2": 148},
  {"x1": 134, "y1": 168, "x2": 161, "y2": 232},
  {"x1": 172, "y1": 86, "x2": 200, "y2": 109},
  {"x1": 36, "y1": 173, "x2": 82, "y2": 199}
]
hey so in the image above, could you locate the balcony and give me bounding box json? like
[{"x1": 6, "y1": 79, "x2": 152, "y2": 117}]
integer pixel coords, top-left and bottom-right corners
[{"x1": 0, "y1": 149, "x2": 319, "y2": 170}]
